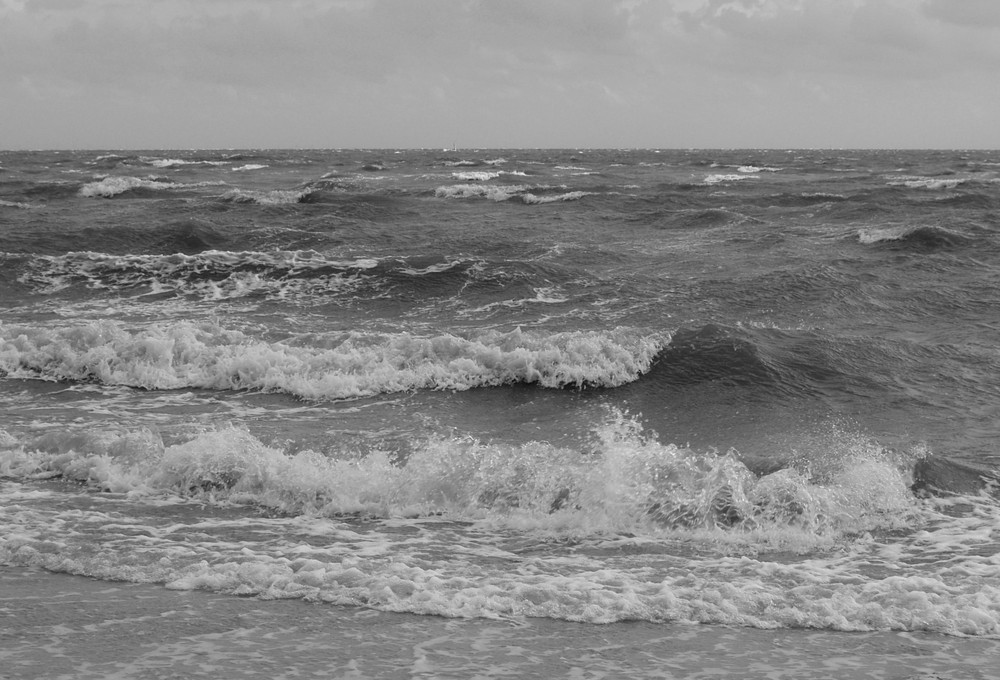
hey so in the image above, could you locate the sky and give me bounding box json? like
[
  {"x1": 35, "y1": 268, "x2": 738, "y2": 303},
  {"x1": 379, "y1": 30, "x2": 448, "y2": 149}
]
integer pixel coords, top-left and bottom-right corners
[{"x1": 3, "y1": 0, "x2": 1000, "y2": 149}]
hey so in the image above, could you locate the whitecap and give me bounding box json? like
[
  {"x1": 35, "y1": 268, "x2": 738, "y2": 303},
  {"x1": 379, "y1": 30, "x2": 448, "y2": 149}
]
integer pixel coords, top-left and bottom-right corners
[
  {"x1": 885, "y1": 175, "x2": 965, "y2": 190},
  {"x1": 0, "y1": 321, "x2": 667, "y2": 398},
  {"x1": 703, "y1": 174, "x2": 759, "y2": 185},
  {"x1": 78, "y1": 176, "x2": 177, "y2": 198},
  {"x1": 219, "y1": 188, "x2": 311, "y2": 205}
]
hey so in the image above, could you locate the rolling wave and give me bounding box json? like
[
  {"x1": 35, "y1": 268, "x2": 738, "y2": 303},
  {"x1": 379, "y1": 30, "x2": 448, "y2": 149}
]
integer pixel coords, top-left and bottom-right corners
[
  {"x1": 0, "y1": 321, "x2": 665, "y2": 398},
  {"x1": 79, "y1": 175, "x2": 226, "y2": 198},
  {"x1": 857, "y1": 225, "x2": 974, "y2": 250},
  {"x1": 434, "y1": 183, "x2": 596, "y2": 204}
]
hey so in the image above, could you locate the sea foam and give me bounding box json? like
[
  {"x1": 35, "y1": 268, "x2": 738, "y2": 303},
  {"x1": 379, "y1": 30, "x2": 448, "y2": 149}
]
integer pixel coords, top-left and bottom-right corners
[
  {"x1": 6, "y1": 414, "x2": 997, "y2": 636},
  {"x1": 0, "y1": 410, "x2": 918, "y2": 538},
  {"x1": 78, "y1": 176, "x2": 227, "y2": 198},
  {"x1": 79, "y1": 176, "x2": 177, "y2": 198},
  {"x1": 18, "y1": 250, "x2": 381, "y2": 300},
  {"x1": 0, "y1": 321, "x2": 665, "y2": 399}
]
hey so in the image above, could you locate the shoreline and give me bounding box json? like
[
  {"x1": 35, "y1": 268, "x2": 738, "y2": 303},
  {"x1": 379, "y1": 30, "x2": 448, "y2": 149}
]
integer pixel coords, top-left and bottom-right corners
[{"x1": 3, "y1": 566, "x2": 998, "y2": 679}]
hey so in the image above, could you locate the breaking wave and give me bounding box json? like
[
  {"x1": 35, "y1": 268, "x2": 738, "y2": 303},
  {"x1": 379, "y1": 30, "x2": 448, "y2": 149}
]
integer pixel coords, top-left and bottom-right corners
[
  {"x1": 0, "y1": 321, "x2": 665, "y2": 399},
  {"x1": 79, "y1": 176, "x2": 226, "y2": 198},
  {"x1": 435, "y1": 183, "x2": 595, "y2": 204}
]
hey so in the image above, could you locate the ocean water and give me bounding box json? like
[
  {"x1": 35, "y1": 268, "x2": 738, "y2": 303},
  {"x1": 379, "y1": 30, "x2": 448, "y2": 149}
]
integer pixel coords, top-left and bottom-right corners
[{"x1": 2, "y1": 148, "x2": 999, "y2": 677}]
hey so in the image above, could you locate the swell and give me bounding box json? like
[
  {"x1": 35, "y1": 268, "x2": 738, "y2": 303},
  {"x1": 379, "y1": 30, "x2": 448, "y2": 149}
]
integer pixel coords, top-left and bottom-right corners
[
  {"x1": 0, "y1": 220, "x2": 233, "y2": 257},
  {"x1": 79, "y1": 176, "x2": 226, "y2": 199},
  {"x1": 639, "y1": 323, "x2": 884, "y2": 400}
]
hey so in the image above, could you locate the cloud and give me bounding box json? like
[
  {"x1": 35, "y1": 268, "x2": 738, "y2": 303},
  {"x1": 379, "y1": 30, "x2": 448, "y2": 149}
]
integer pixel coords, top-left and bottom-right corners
[
  {"x1": 923, "y1": 0, "x2": 1000, "y2": 28},
  {"x1": 3, "y1": 0, "x2": 1000, "y2": 147}
]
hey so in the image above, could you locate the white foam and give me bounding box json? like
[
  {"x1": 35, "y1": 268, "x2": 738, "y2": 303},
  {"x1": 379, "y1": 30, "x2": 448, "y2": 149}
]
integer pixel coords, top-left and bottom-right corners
[
  {"x1": 219, "y1": 188, "x2": 311, "y2": 204},
  {"x1": 435, "y1": 184, "x2": 527, "y2": 201},
  {"x1": 737, "y1": 165, "x2": 781, "y2": 173},
  {"x1": 858, "y1": 227, "x2": 905, "y2": 244},
  {"x1": 521, "y1": 191, "x2": 594, "y2": 204},
  {"x1": 856, "y1": 225, "x2": 960, "y2": 245},
  {"x1": 0, "y1": 412, "x2": 920, "y2": 537},
  {"x1": 3, "y1": 415, "x2": 996, "y2": 635},
  {"x1": 0, "y1": 199, "x2": 32, "y2": 209},
  {"x1": 0, "y1": 321, "x2": 666, "y2": 399},
  {"x1": 703, "y1": 174, "x2": 760, "y2": 185},
  {"x1": 18, "y1": 250, "x2": 379, "y2": 300},
  {"x1": 885, "y1": 175, "x2": 965, "y2": 190},
  {"x1": 148, "y1": 158, "x2": 194, "y2": 168},
  {"x1": 143, "y1": 158, "x2": 229, "y2": 169},
  {"x1": 451, "y1": 171, "x2": 502, "y2": 181},
  {"x1": 435, "y1": 184, "x2": 593, "y2": 204},
  {"x1": 231, "y1": 164, "x2": 268, "y2": 172},
  {"x1": 79, "y1": 176, "x2": 176, "y2": 198}
]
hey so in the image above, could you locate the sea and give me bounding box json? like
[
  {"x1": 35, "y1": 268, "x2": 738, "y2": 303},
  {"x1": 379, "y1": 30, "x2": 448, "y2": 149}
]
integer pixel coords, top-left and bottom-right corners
[{"x1": 1, "y1": 148, "x2": 999, "y2": 679}]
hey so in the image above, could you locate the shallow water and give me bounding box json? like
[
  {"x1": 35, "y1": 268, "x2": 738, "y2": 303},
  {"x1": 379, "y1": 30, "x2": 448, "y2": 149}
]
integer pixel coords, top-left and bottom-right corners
[{"x1": 4, "y1": 567, "x2": 999, "y2": 680}]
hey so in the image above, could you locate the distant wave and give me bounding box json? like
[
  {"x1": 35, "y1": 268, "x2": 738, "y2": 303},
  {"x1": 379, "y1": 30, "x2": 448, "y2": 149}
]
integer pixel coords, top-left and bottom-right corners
[
  {"x1": 450, "y1": 170, "x2": 527, "y2": 182},
  {"x1": 703, "y1": 174, "x2": 760, "y2": 185},
  {"x1": 451, "y1": 171, "x2": 502, "y2": 181},
  {"x1": 0, "y1": 199, "x2": 32, "y2": 209},
  {"x1": 857, "y1": 225, "x2": 973, "y2": 250},
  {"x1": 79, "y1": 176, "x2": 177, "y2": 198},
  {"x1": 885, "y1": 175, "x2": 966, "y2": 190},
  {"x1": 18, "y1": 250, "x2": 382, "y2": 300},
  {"x1": 218, "y1": 188, "x2": 313, "y2": 205},
  {"x1": 79, "y1": 176, "x2": 226, "y2": 198},
  {"x1": 930, "y1": 192, "x2": 998, "y2": 209},
  {"x1": 737, "y1": 165, "x2": 781, "y2": 173},
  {"x1": 435, "y1": 183, "x2": 596, "y2": 204},
  {"x1": 663, "y1": 208, "x2": 763, "y2": 229},
  {"x1": 755, "y1": 192, "x2": 849, "y2": 208},
  {"x1": 0, "y1": 321, "x2": 666, "y2": 398},
  {"x1": 143, "y1": 157, "x2": 229, "y2": 169}
]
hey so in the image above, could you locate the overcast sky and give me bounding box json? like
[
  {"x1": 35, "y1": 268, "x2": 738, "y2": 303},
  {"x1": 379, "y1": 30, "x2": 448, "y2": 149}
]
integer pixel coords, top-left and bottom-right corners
[{"x1": 3, "y1": 0, "x2": 1000, "y2": 149}]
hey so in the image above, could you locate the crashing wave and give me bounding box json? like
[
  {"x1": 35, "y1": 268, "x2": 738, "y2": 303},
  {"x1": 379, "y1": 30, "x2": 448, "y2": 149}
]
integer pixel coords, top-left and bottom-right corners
[{"x1": 0, "y1": 321, "x2": 666, "y2": 399}]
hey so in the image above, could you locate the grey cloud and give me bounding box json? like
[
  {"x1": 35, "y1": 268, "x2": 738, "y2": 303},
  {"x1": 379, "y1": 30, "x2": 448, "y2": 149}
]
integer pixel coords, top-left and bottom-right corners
[{"x1": 923, "y1": 0, "x2": 1000, "y2": 28}]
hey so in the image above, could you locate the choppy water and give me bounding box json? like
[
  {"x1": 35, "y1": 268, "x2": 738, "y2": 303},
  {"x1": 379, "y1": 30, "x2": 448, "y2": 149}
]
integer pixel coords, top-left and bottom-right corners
[{"x1": 2, "y1": 149, "x2": 999, "y2": 648}]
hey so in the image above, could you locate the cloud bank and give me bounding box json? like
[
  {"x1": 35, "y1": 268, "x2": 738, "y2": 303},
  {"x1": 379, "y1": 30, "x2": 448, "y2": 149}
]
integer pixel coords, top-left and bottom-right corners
[{"x1": 3, "y1": 0, "x2": 999, "y2": 148}]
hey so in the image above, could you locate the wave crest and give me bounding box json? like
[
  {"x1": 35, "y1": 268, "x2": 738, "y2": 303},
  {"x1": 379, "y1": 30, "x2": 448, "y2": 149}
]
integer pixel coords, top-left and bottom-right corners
[
  {"x1": 0, "y1": 321, "x2": 665, "y2": 398},
  {"x1": 857, "y1": 225, "x2": 972, "y2": 250},
  {"x1": 435, "y1": 183, "x2": 595, "y2": 204}
]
